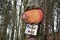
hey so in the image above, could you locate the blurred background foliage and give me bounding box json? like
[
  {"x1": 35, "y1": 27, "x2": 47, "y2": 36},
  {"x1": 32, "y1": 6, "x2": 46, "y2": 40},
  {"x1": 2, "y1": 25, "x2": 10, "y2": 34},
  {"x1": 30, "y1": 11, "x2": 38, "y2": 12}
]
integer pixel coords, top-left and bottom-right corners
[{"x1": 0, "y1": 0, "x2": 60, "y2": 40}]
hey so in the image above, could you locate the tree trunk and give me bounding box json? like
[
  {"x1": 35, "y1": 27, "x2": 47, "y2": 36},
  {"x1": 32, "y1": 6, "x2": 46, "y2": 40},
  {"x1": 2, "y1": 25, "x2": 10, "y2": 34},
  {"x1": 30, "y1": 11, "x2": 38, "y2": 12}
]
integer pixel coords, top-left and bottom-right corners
[
  {"x1": 0, "y1": 0, "x2": 9, "y2": 40},
  {"x1": 43, "y1": 0, "x2": 55, "y2": 40},
  {"x1": 11, "y1": 0, "x2": 17, "y2": 40}
]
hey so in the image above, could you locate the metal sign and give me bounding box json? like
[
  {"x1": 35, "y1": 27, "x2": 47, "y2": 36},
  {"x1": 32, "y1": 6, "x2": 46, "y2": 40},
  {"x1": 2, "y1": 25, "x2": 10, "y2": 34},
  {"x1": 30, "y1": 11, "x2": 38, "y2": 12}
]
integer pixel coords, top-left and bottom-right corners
[{"x1": 25, "y1": 24, "x2": 38, "y2": 35}]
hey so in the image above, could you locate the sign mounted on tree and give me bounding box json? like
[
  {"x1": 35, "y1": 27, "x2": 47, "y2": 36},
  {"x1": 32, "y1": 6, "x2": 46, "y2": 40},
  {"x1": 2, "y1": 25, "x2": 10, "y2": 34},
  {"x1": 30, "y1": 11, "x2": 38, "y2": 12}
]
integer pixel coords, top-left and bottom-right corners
[
  {"x1": 25, "y1": 24, "x2": 38, "y2": 35},
  {"x1": 23, "y1": 9, "x2": 43, "y2": 24},
  {"x1": 23, "y1": 9, "x2": 43, "y2": 35}
]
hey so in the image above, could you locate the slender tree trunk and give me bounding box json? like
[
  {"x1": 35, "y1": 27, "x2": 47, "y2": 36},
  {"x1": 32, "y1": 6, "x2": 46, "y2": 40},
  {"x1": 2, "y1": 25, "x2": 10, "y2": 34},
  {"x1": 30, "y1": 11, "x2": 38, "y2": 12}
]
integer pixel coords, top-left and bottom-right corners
[{"x1": 11, "y1": 0, "x2": 16, "y2": 40}]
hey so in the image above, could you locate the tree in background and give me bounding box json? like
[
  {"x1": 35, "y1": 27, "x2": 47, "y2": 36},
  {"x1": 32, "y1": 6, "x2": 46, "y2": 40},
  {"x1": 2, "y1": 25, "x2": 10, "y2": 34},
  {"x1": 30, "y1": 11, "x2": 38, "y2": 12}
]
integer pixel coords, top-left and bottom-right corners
[{"x1": 0, "y1": 0, "x2": 9, "y2": 40}]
